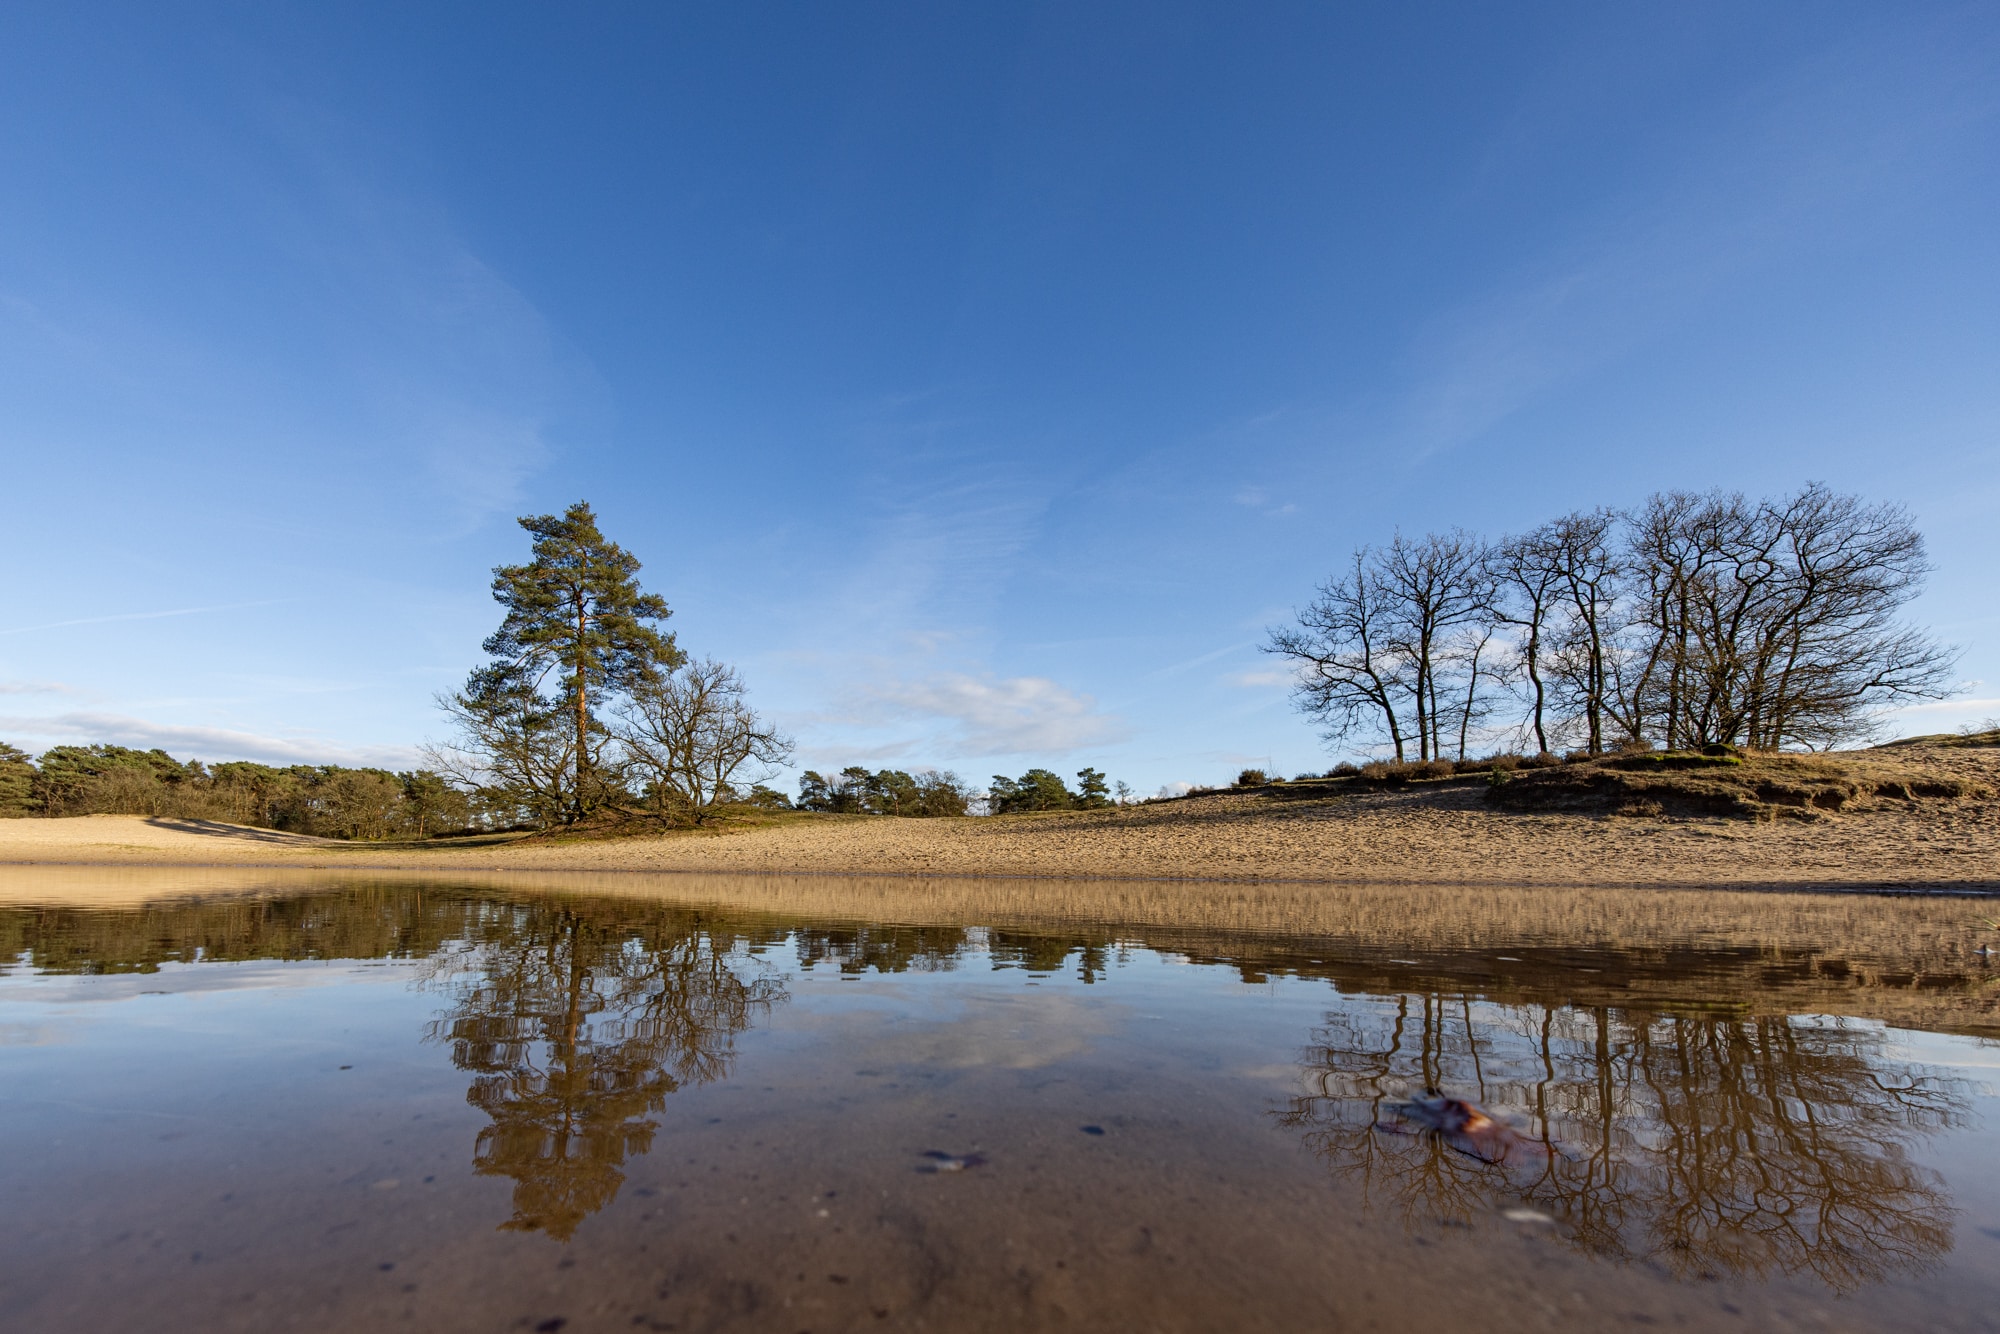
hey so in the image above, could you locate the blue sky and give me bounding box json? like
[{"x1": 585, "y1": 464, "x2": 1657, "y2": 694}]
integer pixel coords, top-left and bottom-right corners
[{"x1": 2, "y1": 1, "x2": 1996, "y2": 793}]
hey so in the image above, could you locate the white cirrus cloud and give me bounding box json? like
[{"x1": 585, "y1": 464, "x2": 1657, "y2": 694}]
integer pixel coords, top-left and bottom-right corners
[
  {"x1": 848, "y1": 674, "x2": 1130, "y2": 759},
  {"x1": 0, "y1": 712, "x2": 421, "y2": 769},
  {"x1": 1884, "y1": 693, "x2": 1995, "y2": 715}
]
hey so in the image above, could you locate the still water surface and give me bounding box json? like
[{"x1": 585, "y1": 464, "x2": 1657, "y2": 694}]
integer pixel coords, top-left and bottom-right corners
[{"x1": 2, "y1": 872, "x2": 1998, "y2": 1331}]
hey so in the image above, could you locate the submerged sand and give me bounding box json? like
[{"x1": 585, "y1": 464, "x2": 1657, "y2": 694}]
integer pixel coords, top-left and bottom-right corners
[{"x1": 2, "y1": 746, "x2": 1994, "y2": 890}]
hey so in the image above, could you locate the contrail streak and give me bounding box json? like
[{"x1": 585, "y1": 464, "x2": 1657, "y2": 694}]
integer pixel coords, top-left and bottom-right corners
[{"x1": 0, "y1": 600, "x2": 287, "y2": 636}]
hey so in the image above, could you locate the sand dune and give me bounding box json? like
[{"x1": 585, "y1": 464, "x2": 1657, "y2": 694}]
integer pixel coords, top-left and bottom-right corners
[{"x1": 2, "y1": 746, "x2": 1994, "y2": 890}]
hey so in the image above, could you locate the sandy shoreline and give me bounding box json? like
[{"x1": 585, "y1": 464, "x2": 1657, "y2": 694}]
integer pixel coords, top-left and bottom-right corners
[{"x1": 3, "y1": 746, "x2": 1995, "y2": 892}]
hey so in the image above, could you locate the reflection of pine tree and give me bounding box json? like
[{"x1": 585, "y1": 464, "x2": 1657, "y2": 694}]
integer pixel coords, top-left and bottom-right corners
[
  {"x1": 1283, "y1": 995, "x2": 1966, "y2": 1292},
  {"x1": 423, "y1": 905, "x2": 785, "y2": 1240}
]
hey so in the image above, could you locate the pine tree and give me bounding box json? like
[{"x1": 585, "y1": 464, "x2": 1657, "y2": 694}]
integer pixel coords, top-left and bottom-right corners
[
  {"x1": 481, "y1": 502, "x2": 682, "y2": 822},
  {"x1": 0, "y1": 742, "x2": 36, "y2": 816}
]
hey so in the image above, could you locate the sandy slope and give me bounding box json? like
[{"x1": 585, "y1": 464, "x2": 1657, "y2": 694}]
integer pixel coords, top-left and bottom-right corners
[{"x1": 2, "y1": 747, "x2": 1995, "y2": 889}]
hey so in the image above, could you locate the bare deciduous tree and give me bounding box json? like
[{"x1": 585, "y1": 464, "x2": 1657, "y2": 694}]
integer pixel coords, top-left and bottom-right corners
[
  {"x1": 1445, "y1": 623, "x2": 1506, "y2": 762},
  {"x1": 1543, "y1": 509, "x2": 1621, "y2": 755},
  {"x1": 1489, "y1": 526, "x2": 1569, "y2": 755},
  {"x1": 1266, "y1": 533, "x2": 1493, "y2": 761},
  {"x1": 1265, "y1": 548, "x2": 1412, "y2": 759},
  {"x1": 613, "y1": 658, "x2": 794, "y2": 823},
  {"x1": 427, "y1": 664, "x2": 582, "y2": 827},
  {"x1": 1380, "y1": 530, "x2": 1492, "y2": 761},
  {"x1": 1619, "y1": 484, "x2": 1955, "y2": 749}
]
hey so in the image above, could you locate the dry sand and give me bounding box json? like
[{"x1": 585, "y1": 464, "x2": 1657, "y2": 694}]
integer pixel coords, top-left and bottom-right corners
[{"x1": 2, "y1": 746, "x2": 1995, "y2": 890}]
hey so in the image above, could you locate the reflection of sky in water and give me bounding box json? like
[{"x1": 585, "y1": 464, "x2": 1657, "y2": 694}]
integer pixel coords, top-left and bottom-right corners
[{"x1": 2, "y1": 883, "x2": 1998, "y2": 1331}]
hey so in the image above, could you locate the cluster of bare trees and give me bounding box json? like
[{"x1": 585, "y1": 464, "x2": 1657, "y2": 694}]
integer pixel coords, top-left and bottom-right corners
[
  {"x1": 1266, "y1": 484, "x2": 1958, "y2": 760},
  {"x1": 612, "y1": 658, "x2": 793, "y2": 821}
]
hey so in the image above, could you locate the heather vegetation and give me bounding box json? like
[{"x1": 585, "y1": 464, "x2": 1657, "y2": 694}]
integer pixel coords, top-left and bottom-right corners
[
  {"x1": 1486, "y1": 746, "x2": 1988, "y2": 821},
  {"x1": 1240, "y1": 738, "x2": 1988, "y2": 824}
]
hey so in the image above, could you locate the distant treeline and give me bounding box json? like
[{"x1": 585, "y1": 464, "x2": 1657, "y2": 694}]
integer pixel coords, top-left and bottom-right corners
[
  {"x1": 795, "y1": 767, "x2": 971, "y2": 816},
  {"x1": 795, "y1": 765, "x2": 1122, "y2": 815},
  {"x1": 0, "y1": 742, "x2": 478, "y2": 840}
]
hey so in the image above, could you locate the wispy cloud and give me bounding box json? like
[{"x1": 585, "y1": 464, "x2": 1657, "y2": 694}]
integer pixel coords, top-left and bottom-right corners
[
  {"x1": 832, "y1": 673, "x2": 1130, "y2": 759},
  {"x1": 1383, "y1": 26, "x2": 1997, "y2": 463},
  {"x1": 793, "y1": 739, "x2": 924, "y2": 771},
  {"x1": 0, "y1": 711, "x2": 419, "y2": 768},
  {"x1": 0, "y1": 601, "x2": 286, "y2": 637},
  {"x1": 1878, "y1": 694, "x2": 1999, "y2": 738},
  {"x1": 1144, "y1": 641, "x2": 1257, "y2": 681},
  {"x1": 0, "y1": 680, "x2": 78, "y2": 696},
  {"x1": 1886, "y1": 691, "x2": 1994, "y2": 715},
  {"x1": 1231, "y1": 484, "x2": 1297, "y2": 517}
]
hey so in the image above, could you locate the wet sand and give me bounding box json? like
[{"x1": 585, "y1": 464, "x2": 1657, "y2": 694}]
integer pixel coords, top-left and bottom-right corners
[{"x1": 2, "y1": 744, "x2": 1995, "y2": 890}]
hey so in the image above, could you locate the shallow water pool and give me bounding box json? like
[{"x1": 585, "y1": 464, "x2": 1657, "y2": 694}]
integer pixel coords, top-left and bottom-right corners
[{"x1": 2, "y1": 871, "x2": 1997, "y2": 1331}]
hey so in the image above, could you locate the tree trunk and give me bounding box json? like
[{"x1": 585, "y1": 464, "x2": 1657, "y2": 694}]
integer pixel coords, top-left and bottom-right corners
[
  {"x1": 1457, "y1": 637, "x2": 1483, "y2": 761},
  {"x1": 574, "y1": 596, "x2": 590, "y2": 820},
  {"x1": 1525, "y1": 625, "x2": 1547, "y2": 755}
]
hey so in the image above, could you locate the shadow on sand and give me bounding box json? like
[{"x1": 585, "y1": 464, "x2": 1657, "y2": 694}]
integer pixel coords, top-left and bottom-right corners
[{"x1": 143, "y1": 818, "x2": 333, "y2": 845}]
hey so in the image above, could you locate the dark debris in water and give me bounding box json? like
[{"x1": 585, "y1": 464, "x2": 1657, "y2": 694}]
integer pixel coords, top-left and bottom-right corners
[{"x1": 1375, "y1": 1094, "x2": 1553, "y2": 1166}]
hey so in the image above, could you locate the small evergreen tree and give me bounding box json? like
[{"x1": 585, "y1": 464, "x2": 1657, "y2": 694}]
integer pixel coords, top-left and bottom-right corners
[
  {"x1": 0, "y1": 743, "x2": 36, "y2": 816},
  {"x1": 988, "y1": 768, "x2": 1075, "y2": 813},
  {"x1": 401, "y1": 770, "x2": 472, "y2": 838}
]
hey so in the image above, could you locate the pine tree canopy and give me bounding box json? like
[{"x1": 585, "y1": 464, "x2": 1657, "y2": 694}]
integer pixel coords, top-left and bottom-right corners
[{"x1": 484, "y1": 501, "x2": 682, "y2": 693}]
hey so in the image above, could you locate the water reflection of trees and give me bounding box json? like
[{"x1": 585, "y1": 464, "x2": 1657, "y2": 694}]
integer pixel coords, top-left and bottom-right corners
[
  {"x1": 9, "y1": 888, "x2": 1990, "y2": 1269},
  {"x1": 419, "y1": 904, "x2": 786, "y2": 1240},
  {"x1": 1283, "y1": 993, "x2": 1967, "y2": 1291},
  {"x1": 792, "y1": 924, "x2": 973, "y2": 974},
  {"x1": 786, "y1": 925, "x2": 1116, "y2": 982}
]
